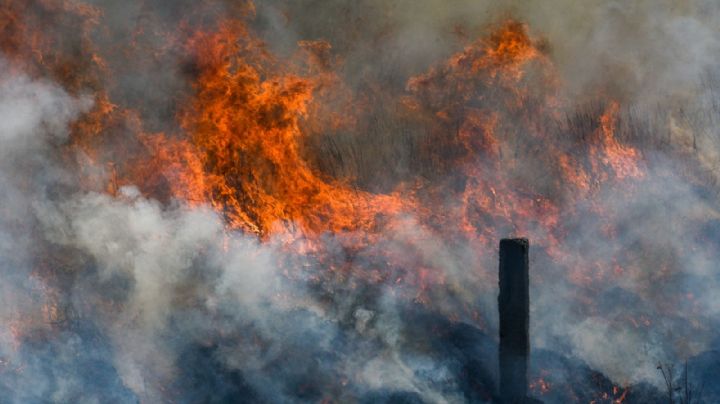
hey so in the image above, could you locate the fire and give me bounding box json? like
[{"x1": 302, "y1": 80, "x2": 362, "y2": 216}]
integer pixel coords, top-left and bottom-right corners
[
  {"x1": 481, "y1": 20, "x2": 542, "y2": 79},
  {"x1": 1, "y1": 1, "x2": 687, "y2": 401},
  {"x1": 170, "y1": 22, "x2": 408, "y2": 236},
  {"x1": 71, "y1": 10, "x2": 651, "y2": 306},
  {"x1": 0, "y1": 0, "x2": 655, "y2": 314},
  {"x1": 589, "y1": 386, "x2": 629, "y2": 404},
  {"x1": 530, "y1": 377, "x2": 552, "y2": 395},
  {"x1": 597, "y1": 102, "x2": 644, "y2": 181}
]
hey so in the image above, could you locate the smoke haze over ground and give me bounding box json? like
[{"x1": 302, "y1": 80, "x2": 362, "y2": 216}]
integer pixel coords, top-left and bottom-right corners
[{"x1": 1, "y1": 1, "x2": 720, "y2": 403}]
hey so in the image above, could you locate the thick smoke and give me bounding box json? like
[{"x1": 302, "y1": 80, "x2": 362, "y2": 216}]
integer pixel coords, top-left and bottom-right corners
[
  {"x1": 2, "y1": 1, "x2": 720, "y2": 403},
  {"x1": 530, "y1": 159, "x2": 720, "y2": 383},
  {"x1": 0, "y1": 61, "x2": 478, "y2": 402},
  {"x1": 0, "y1": 63, "x2": 101, "y2": 402}
]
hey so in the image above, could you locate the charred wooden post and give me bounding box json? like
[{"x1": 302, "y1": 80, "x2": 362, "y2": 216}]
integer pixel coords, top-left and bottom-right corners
[{"x1": 498, "y1": 238, "x2": 530, "y2": 403}]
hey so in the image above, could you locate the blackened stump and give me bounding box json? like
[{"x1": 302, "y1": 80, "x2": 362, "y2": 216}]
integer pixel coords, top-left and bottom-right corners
[{"x1": 498, "y1": 238, "x2": 529, "y2": 403}]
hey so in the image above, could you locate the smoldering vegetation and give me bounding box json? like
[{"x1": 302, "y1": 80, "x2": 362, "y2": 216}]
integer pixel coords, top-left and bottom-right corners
[{"x1": 1, "y1": 1, "x2": 720, "y2": 403}]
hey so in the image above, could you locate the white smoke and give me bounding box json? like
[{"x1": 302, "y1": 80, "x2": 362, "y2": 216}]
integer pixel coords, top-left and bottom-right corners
[{"x1": 0, "y1": 59, "x2": 93, "y2": 402}]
